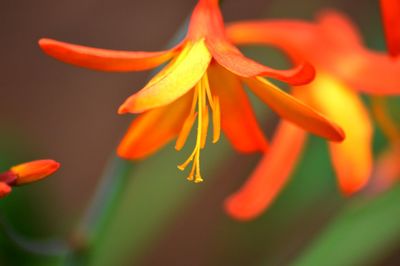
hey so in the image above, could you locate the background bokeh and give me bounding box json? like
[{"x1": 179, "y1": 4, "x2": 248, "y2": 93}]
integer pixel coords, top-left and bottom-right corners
[{"x1": 1, "y1": 0, "x2": 399, "y2": 265}]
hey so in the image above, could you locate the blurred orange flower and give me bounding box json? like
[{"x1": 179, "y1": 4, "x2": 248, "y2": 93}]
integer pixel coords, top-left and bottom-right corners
[
  {"x1": 38, "y1": 0, "x2": 343, "y2": 182},
  {"x1": 368, "y1": 0, "x2": 400, "y2": 192},
  {"x1": 225, "y1": 10, "x2": 400, "y2": 220},
  {"x1": 0, "y1": 160, "x2": 60, "y2": 199}
]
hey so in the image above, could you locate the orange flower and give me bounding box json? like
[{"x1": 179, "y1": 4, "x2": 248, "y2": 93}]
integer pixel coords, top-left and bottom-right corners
[
  {"x1": 0, "y1": 159, "x2": 60, "y2": 199},
  {"x1": 368, "y1": 0, "x2": 400, "y2": 192},
  {"x1": 225, "y1": 10, "x2": 400, "y2": 220},
  {"x1": 381, "y1": 0, "x2": 400, "y2": 57},
  {"x1": 39, "y1": 0, "x2": 343, "y2": 183}
]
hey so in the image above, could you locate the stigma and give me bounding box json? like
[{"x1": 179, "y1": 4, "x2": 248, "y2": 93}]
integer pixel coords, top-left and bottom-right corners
[{"x1": 175, "y1": 73, "x2": 221, "y2": 183}]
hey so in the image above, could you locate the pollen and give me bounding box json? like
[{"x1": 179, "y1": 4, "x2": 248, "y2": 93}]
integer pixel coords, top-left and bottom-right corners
[{"x1": 176, "y1": 72, "x2": 221, "y2": 182}]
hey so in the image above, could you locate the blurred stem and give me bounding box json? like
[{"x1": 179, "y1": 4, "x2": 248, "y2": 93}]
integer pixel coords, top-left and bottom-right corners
[
  {"x1": 371, "y1": 96, "x2": 400, "y2": 144},
  {"x1": 65, "y1": 157, "x2": 131, "y2": 265},
  {"x1": 0, "y1": 213, "x2": 70, "y2": 257}
]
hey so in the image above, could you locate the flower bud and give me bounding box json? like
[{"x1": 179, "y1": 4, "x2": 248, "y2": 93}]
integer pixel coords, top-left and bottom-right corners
[
  {"x1": 10, "y1": 159, "x2": 60, "y2": 185},
  {"x1": 0, "y1": 182, "x2": 12, "y2": 198}
]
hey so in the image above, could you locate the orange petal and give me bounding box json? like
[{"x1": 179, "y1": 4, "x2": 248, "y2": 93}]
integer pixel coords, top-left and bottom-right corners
[
  {"x1": 206, "y1": 39, "x2": 315, "y2": 85},
  {"x1": 119, "y1": 40, "x2": 211, "y2": 114},
  {"x1": 38, "y1": 38, "x2": 180, "y2": 72},
  {"x1": 338, "y1": 50, "x2": 400, "y2": 95},
  {"x1": 207, "y1": 64, "x2": 268, "y2": 153},
  {"x1": 227, "y1": 19, "x2": 314, "y2": 48},
  {"x1": 226, "y1": 12, "x2": 362, "y2": 63},
  {"x1": 187, "y1": 0, "x2": 225, "y2": 41},
  {"x1": 316, "y1": 10, "x2": 363, "y2": 48},
  {"x1": 0, "y1": 182, "x2": 12, "y2": 199},
  {"x1": 225, "y1": 121, "x2": 307, "y2": 221},
  {"x1": 11, "y1": 160, "x2": 60, "y2": 185},
  {"x1": 188, "y1": 0, "x2": 314, "y2": 85},
  {"x1": 315, "y1": 11, "x2": 400, "y2": 95},
  {"x1": 227, "y1": 15, "x2": 400, "y2": 95},
  {"x1": 381, "y1": 0, "x2": 400, "y2": 57},
  {"x1": 300, "y1": 73, "x2": 373, "y2": 195},
  {"x1": 175, "y1": 112, "x2": 198, "y2": 151},
  {"x1": 117, "y1": 91, "x2": 193, "y2": 159},
  {"x1": 244, "y1": 76, "x2": 345, "y2": 141},
  {"x1": 200, "y1": 0, "x2": 218, "y2": 4},
  {"x1": 226, "y1": 19, "x2": 319, "y2": 67}
]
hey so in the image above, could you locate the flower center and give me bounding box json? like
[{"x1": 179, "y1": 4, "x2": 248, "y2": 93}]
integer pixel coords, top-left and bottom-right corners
[{"x1": 175, "y1": 73, "x2": 221, "y2": 183}]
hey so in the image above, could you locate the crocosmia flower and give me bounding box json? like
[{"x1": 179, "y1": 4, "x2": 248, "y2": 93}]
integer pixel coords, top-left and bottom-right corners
[
  {"x1": 368, "y1": 0, "x2": 400, "y2": 192},
  {"x1": 0, "y1": 160, "x2": 60, "y2": 199},
  {"x1": 38, "y1": 0, "x2": 343, "y2": 182},
  {"x1": 224, "y1": 10, "x2": 400, "y2": 220}
]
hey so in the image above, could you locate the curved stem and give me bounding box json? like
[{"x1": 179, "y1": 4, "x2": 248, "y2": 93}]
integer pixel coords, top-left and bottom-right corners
[
  {"x1": 0, "y1": 213, "x2": 70, "y2": 257},
  {"x1": 64, "y1": 157, "x2": 132, "y2": 265}
]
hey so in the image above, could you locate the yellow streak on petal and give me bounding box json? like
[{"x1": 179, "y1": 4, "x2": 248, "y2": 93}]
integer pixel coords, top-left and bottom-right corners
[
  {"x1": 119, "y1": 40, "x2": 212, "y2": 114},
  {"x1": 244, "y1": 76, "x2": 344, "y2": 142},
  {"x1": 300, "y1": 73, "x2": 373, "y2": 195}
]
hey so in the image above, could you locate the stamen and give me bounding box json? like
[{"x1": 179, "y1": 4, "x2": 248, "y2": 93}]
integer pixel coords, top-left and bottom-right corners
[
  {"x1": 212, "y1": 96, "x2": 221, "y2": 143},
  {"x1": 177, "y1": 149, "x2": 196, "y2": 171},
  {"x1": 175, "y1": 112, "x2": 197, "y2": 151},
  {"x1": 201, "y1": 106, "x2": 209, "y2": 148},
  {"x1": 177, "y1": 73, "x2": 222, "y2": 183},
  {"x1": 187, "y1": 162, "x2": 196, "y2": 181},
  {"x1": 203, "y1": 72, "x2": 214, "y2": 109},
  {"x1": 193, "y1": 77, "x2": 204, "y2": 181}
]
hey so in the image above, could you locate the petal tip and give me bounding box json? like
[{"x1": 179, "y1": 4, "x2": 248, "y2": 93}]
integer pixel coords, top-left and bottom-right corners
[
  {"x1": 0, "y1": 183, "x2": 12, "y2": 199},
  {"x1": 116, "y1": 145, "x2": 140, "y2": 160},
  {"x1": 332, "y1": 125, "x2": 346, "y2": 142},
  {"x1": 38, "y1": 38, "x2": 58, "y2": 52},
  {"x1": 224, "y1": 196, "x2": 259, "y2": 221},
  {"x1": 118, "y1": 105, "x2": 129, "y2": 114}
]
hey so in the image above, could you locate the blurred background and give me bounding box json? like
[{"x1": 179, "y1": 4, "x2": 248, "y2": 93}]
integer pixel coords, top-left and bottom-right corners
[{"x1": 1, "y1": 0, "x2": 399, "y2": 265}]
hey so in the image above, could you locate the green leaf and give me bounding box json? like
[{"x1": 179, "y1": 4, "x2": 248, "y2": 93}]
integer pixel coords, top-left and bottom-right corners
[{"x1": 293, "y1": 186, "x2": 400, "y2": 266}]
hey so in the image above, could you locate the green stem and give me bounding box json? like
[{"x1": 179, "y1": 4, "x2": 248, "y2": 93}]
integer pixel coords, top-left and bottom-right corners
[
  {"x1": 64, "y1": 157, "x2": 132, "y2": 265},
  {"x1": 0, "y1": 213, "x2": 70, "y2": 257}
]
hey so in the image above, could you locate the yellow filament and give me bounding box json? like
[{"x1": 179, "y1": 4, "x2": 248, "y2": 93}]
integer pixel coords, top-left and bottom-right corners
[
  {"x1": 177, "y1": 149, "x2": 195, "y2": 171},
  {"x1": 203, "y1": 72, "x2": 214, "y2": 108},
  {"x1": 212, "y1": 96, "x2": 221, "y2": 143},
  {"x1": 201, "y1": 106, "x2": 209, "y2": 148},
  {"x1": 176, "y1": 73, "x2": 222, "y2": 183},
  {"x1": 371, "y1": 96, "x2": 400, "y2": 144},
  {"x1": 192, "y1": 79, "x2": 204, "y2": 183}
]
